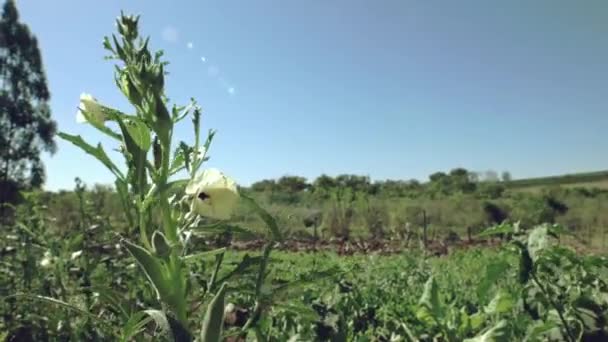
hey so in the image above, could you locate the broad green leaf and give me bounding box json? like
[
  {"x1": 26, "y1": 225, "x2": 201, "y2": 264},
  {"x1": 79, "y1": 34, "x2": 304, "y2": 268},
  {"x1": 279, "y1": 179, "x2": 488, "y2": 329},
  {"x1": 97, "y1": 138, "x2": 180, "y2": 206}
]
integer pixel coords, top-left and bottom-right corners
[
  {"x1": 470, "y1": 312, "x2": 486, "y2": 330},
  {"x1": 464, "y1": 320, "x2": 509, "y2": 342},
  {"x1": 524, "y1": 321, "x2": 558, "y2": 342},
  {"x1": 527, "y1": 225, "x2": 556, "y2": 261},
  {"x1": 485, "y1": 290, "x2": 515, "y2": 314},
  {"x1": 58, "y1": 132, "x2": 124, "y2": 180},
  {"x1": 124, "y1": 119, "x2": 151, "y2": 151},
  {"x1": 200, "y1": 282, "x2": 227, "y2": 342},
  {"x1": 121, "y1": 239, "x2": 171, "y2": 306},
  {"x1": 416, "y1": 276, "x2": 443, "y2": 325}
]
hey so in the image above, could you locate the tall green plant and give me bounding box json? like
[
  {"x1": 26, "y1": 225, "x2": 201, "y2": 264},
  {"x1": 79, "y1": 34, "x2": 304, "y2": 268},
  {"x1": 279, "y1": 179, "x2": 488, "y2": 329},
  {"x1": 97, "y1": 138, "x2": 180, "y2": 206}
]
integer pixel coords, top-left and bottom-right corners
[{"x1": 55, "y1": 12, "x2": 281, "y2": 340}]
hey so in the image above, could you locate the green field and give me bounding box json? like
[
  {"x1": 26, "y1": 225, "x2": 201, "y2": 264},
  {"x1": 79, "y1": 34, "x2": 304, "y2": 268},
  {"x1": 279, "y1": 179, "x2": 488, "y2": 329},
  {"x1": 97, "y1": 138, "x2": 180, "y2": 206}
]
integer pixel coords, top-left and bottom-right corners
[
  {"x1": 2, "y1": 6, "x2": 608, "y2": 341},
  {"x1": 3, "y1": 222, "x2": 608, "y2": 340},
  {"x1": 507, "y1": 171, "x2": 608, "y2": 191}
]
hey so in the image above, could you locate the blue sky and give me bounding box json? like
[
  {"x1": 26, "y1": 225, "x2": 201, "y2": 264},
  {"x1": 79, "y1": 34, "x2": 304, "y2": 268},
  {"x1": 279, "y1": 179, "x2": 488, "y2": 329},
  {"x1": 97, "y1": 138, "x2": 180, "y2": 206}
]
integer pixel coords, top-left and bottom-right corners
[{"x1": 16, "y1": 0, "x2": 608, "y2": 190}]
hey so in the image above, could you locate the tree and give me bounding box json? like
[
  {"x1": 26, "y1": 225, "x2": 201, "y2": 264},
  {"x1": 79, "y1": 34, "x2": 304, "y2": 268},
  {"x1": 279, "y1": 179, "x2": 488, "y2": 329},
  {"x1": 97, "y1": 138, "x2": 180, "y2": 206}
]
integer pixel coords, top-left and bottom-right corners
[
  {"x1": 250, "y1": 179, "x2": 276, "y2": 192},
  {"x1": 0, "y1": 0, "x2": 56, "y2": 204},
  {"x1": 276, "y1": 175, "x2": 309, "y2": 193},
  {"x1": 501, "y1": 171, "x2": 512, "y2": 182}
]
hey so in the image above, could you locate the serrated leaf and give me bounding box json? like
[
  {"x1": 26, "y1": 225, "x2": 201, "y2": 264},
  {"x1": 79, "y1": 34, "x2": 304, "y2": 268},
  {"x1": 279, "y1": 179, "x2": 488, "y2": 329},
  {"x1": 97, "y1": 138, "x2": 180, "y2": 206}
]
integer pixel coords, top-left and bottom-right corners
[
  {"x1": 58, "y1": 132, "x2": 124, "y2": 180},
  {"x1": 124, "y1": 119, "x2": 151, "y2": 151}
]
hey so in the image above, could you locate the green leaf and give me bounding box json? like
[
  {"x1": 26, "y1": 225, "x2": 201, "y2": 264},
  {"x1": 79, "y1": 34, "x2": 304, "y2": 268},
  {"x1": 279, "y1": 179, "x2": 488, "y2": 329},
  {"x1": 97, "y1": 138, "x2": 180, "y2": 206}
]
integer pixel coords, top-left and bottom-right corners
[
  {"x1": 527, "y1": 225, "x2": 556, "y2": 261},
  {"x1": 524, "y1": 321, "x2": 559, "y2": 341},
  {"x1": 417, "y1": 276, "x2": 443, "y2": 325},
  {"x1": 58, "y1": 132, "x2": 124, "y2": 180},
  {"x1": 120, "y1": 311, "x2": 152, "y2": 342},
  {"x1": 241, "y1": 194, "x2": 282, "y2": 241},
  {"x1": 200, "y1": 283, "x2": 227, "y2": 342},
  {"x1": 121, "y1": 239, "x2": 171, "y2": 306},
  {"x1": 275, "y1": 302, "x2": 319, "y2": 322},
  {"x1": 151, "y1": 230, "x2": 172, "y2": 259},
  {"x1": 170, "y1": 145, "x2": 186, "y2": 175},
  {"x1": 485, "y1": 290, "x2": 515, "y2": 314},
  {"x1": 470, "y1": 312, "x2": 486, "y2": 330},
  {"x1": 124, "y1": 119, "x2": 151, "y2": 151},
  {"x1": 477, "y1": 260, "x2": 510, "y2": 301},
  {"x1": 15, "y1": 222, "x2": 46, "y2": 246},
  {"x1": 464, "y1": 320, "x2": 509, "y2": 342},
  {"x1": 512, "y1": 241, "x2": 534, "y2": 284},
  {"x1": 477, "y1": 223, "x2": 515, "y2": 238}
]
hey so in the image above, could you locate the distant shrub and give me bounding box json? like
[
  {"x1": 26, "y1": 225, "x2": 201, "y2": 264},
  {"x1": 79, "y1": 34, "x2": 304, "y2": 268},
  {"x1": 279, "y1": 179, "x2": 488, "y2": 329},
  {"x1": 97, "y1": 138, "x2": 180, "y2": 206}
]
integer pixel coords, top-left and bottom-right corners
[{"x1": 356, "y1": 194, "x2": 389, "y2": 239}]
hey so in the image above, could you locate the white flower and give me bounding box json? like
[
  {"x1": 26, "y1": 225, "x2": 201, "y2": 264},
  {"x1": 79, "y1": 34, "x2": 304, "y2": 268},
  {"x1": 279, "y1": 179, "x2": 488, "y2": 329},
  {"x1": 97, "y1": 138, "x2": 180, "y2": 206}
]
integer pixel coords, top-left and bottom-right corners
[
  {"x1": 40, "y1": 250, "x2": 54, "y2": 268},
  {"x1": 70, "y1": 250, "x2": 83, "y2": 260},
  {"x1": 76, "y1": 93, "x2": 106, "y2": 125},
  {"x1": 185, "y1": 168, "x2": 239, "y2": 220}
]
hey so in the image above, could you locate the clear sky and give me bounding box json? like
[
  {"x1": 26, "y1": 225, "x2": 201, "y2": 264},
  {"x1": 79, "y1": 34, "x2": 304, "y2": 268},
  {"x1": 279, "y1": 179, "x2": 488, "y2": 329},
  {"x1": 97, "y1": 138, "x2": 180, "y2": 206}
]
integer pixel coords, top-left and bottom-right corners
[{"x1": 15, "y1": 0, "x2": 608, "y2": 190}]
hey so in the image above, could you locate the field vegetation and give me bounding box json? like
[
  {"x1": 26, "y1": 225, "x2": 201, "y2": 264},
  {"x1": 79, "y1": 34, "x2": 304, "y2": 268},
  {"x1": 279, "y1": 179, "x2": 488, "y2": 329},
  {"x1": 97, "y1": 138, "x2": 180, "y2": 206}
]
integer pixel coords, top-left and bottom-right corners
[{"x1": 1, "y1": 5, "x2": 608, "y2": 342}]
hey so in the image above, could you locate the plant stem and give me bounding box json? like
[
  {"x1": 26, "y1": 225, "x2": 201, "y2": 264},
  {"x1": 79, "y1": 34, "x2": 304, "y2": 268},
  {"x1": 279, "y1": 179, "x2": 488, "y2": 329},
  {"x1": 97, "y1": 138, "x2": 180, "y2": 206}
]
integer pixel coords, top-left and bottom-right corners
[{"x1": 531, "y1": 272, "x2": 576, "y2": 342}]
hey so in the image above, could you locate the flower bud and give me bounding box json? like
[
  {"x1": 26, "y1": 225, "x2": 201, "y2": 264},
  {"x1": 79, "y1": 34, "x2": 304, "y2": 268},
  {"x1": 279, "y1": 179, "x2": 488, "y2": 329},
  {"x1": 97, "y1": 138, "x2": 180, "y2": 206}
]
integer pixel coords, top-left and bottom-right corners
[
  {"x1": 116, "y1": 13, "x2": 139, "y2": 41},
  {"x1": 76, "y1": 93, "x2": 106, "y2": 126}
]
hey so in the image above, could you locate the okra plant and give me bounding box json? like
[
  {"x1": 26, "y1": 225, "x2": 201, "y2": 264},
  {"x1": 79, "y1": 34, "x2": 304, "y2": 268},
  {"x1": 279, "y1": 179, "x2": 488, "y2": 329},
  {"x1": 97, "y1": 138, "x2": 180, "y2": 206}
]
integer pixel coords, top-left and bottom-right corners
[{"x1": 59, "y1": 12, "x2": 281, "y2": 341}]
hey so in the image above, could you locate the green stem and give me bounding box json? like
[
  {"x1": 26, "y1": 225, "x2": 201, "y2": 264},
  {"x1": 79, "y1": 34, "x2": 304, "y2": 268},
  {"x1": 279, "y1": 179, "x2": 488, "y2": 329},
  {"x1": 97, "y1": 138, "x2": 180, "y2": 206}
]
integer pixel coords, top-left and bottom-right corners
[
  {"x1": 531, "y1": 272, "x2": 575, "y2": 342},
  {"x1": 208, "y1": 252, "x2": 224, "y2": 292},
  {"x1": 159, "y1": 127, "x2": 176, "y2": 242},
  {"x1": 240, "y1": 243, "x2": 273, "y2": 334},
  {"x1": 138, "y1": 203, "x2": 152, "y2": 250}
]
